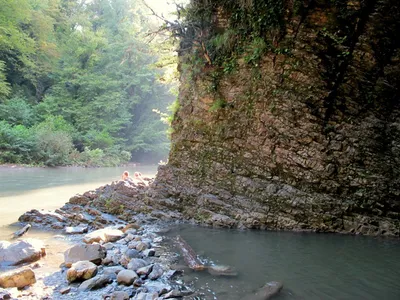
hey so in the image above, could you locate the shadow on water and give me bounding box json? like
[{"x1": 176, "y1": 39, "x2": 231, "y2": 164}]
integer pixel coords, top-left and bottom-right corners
[{"x1": 164, "y1": 225, "x2": 400, "y2": 300}]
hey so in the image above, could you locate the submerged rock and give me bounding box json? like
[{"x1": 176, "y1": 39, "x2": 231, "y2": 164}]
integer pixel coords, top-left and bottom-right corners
[
  {"x1": 0, "y1": 239, "x2": 46, "y2": 266},
  {"x1": 0, "y1": 267, "x2": 36, "y2": 288},
  {"x1": 207, "y1": 265, "x2": 238, "y2": 276},
  {"x1": 252, "y1": 281, "x2": 283, "y2": 300}
]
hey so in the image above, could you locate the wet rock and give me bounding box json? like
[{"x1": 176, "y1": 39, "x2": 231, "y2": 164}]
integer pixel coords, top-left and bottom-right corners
[
  {"x1": 125, "y1": 249, "x2": 141, "y2": 260},
  {"x1": 144, "y1": 281, "x2": 171, "y2": 294},
  {"x1": 64, "y1": 244, "x2": 106, "y2": 267},
  {"x1": 83, "y1": 228, "x2": 124, "y2": 244},
  {"x1": 67, "y1": 260, "x2": 98, "y2": 282},
  {"x1": 78, "y1": 274, "x2": 112, "y2": 291},
  {"x1": 0, "y1": 239, "x2": 46, "y2": 266},
  {"x1": 103, "y1": 249, "x2": 122, "y2": 265},
  {"x1": 111, "y1": 291, "x2": 130, "y2": 300},
  {"x1": 133, "y1": 292, "x2": 158, "y2": 300},
  {"x1": 122, "y1": 224, "x2": 140, "y2": 233},
  {"x1": 135, "y1": 242, "x2": 148, "y2": 251},
  {"x1": 117, "y1": 270, "x2": 138, "y2": 285},
  {"x1": 18, "y1": 209, "x2": 66, "y2": 224},
  {"x1": 103, "y1": 266, "x2": 125, "y2": 276},
  {"x1": 127, "y1": 259, "x2": 147, "y2": 272},
  {"x1": 148, "y1": 264, "x2": 164, "y2": 280},
  {"x1": 163, "y1": 289, "x2": 191, "y2": 299},
  {"x1": 136, "y1": 264, "x2": 153, "y2": 276},
  {"x1": 0, "y1": 267, "x2": 36, "y2": 288},
  {"x1": 0, "y1": 288, "x2": 11, "y2": 299},
  {"x1": 69, "y1": 194, "x2": 91, "y2": 206},
  {"x1": 142, "y1": 249, "x2": 155, "y2": 257},
  {"x1": 65, "y1": 225, "x2": 89, "y2": 234},
  {"x1": 59, "y1": 287, "x2": 71, "y2": 295}
]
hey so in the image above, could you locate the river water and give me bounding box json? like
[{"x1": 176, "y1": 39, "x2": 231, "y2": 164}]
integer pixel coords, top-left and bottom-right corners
[{"x1": 1, "y1": 166, "x2": 399, "y2": 299}]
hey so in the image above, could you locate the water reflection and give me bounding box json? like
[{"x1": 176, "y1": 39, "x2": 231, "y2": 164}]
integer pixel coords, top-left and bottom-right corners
[{"x1": 166, "y1": 225, "x2": 400, "y2": 300}]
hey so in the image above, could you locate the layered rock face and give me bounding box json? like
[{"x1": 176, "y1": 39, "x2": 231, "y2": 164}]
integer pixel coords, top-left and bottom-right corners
[{"x1": 154, "y1": 0, "x2": 400, "y2": 235}]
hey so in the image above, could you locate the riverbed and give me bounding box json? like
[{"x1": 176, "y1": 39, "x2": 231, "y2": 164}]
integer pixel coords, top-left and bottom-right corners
[{"x1": 1, "y1": 166, "x2": 400, "y2": 299}]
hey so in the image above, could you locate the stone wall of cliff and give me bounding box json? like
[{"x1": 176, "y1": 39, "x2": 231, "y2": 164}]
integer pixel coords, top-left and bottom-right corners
[{"x1": 154, "y1": 0, "x2": 400, "y2": 236}]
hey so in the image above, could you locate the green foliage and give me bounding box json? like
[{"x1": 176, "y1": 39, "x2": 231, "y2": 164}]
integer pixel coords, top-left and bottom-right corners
[
  {"x1": 244, "y1": 37, "x2": 267, "y2": 66},
  {"x1": 0, "y1": 0, "x2": 176, "y2": 166},
  {"x1": 0, "y1": 121, "x2": 36, "y2": 163},
  {"x1": 0, "y1": 96, "x2": 35, "y2": 126},
  {"x1": 209, "y1": 98, "x2": 227, "y2": 111},
  {"x1": 0, "y1": 61, "x2": 11, "y2": 97}
]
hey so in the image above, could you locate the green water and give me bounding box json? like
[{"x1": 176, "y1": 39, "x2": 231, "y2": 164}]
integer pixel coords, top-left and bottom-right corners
[{"x1": 167, "y1": 225, "x2": 400, "y2": 300}]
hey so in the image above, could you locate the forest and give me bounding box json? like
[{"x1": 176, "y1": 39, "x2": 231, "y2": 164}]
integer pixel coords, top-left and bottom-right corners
[{"x1": 0, "y1": 0, "x2": 176, "y2": 166}]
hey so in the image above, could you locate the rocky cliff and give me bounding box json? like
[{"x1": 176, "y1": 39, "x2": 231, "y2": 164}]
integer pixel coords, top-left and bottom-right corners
[{"x1": 153, "y1": 0, "x2": 400, "y2": 236}]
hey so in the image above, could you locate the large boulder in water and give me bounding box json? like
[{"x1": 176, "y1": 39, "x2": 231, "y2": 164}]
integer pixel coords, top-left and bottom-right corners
[
  {"x1": 64, "y1": 244, "x2": 106, "y2": 267},
  {"x1": 0, "y1": 267, "x2": 36, "y2": 288},
  {"x1": 0, "y1": 239, "x2": 46, "y2": 266}
]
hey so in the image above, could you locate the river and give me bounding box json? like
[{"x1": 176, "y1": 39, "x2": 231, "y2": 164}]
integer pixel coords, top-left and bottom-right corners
[{"x1": 0, "y1": 166, "x2": 399, "y2": 299}]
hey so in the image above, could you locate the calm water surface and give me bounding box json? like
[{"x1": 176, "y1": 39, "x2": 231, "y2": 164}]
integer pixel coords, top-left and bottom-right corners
[
  {"x1": 167, "y1": 225, "x2": 400, "y2": 300},
  {"x1": 0, "y1": 165, "x2": 157, "y2": 238}
]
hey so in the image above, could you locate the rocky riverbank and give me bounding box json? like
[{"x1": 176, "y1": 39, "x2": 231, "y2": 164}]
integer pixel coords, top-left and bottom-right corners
[{"x1": 0, "y1": 178, "x2": 286, "y2": 299}]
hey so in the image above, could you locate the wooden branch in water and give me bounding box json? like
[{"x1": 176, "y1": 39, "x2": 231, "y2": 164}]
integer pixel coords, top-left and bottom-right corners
[
  {"x1": 12, "y1": 224, "x2": 31, "y2": 239},
  {"x1": 175, "y1": 235, "x2": 205, "y2": 270}
]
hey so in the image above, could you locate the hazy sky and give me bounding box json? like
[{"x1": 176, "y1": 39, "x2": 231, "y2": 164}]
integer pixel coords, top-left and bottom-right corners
[{"x1": 143, "y1": 0, "x2": 189, "y2": 17}]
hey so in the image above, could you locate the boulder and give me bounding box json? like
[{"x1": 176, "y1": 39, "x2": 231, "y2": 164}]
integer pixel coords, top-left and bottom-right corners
[
  {"x1": 116, "y1": 270, "x2": 138, "y2": 285},
  {"x1": 66, "y1": 260, "x2": 98, "y2": 282},
  {"x1": 143, "y1": 281, "x2": 171, "y2": 294},
  {"x1": 0, "y1": 239, "x2": 46, "y2": 266},
  {"x1": 69, "y1": 194, "x2": 91, "y2": 206},
  {"x1": 0, "y1": 267, "x2": 36, "y2": 288},
  {"x1": 142, "y1": 249, "x2": 155, "y2": 257},
  {"x1": 103, "y1": 266, "x2": 125, "y2": 276},
  {"x1": 127, "y1": 259, "x2": 147, "y2": 272},
  {"x1": 148, "y1": 264, "x2": 164, "y2": 280},
  {"x1": 78, "y1": 274, "x2": 112, "y2": 291},
  {"x1": 64, "y1": 244, "x2": 106, "y2": 267},
  {"x1": 136, "y1": 264, "x2": 153, "y2": 276},
  {"x1": 83, "y1": 228, "x2": 124, "y2": 244}
]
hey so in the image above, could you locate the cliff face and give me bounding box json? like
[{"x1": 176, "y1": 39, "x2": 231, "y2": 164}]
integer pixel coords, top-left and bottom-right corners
[{"x1": 155, "y1": 0, "x2": 400, "y2": 236}]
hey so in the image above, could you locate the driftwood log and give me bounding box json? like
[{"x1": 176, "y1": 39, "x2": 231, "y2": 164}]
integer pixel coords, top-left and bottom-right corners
[
  {"x1": 175, "y1": 235, "x2": 237, "y2": 276},
  {"x1": 176, "y1": 235, "x2": 206, "y2": 270},
  {"x1": 12, "y1": 224, "x2": 31, "y2": 239}
]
